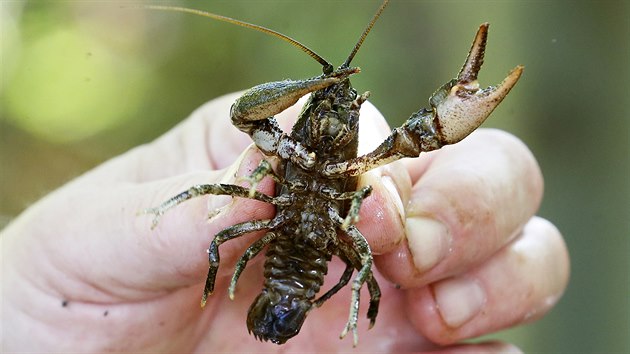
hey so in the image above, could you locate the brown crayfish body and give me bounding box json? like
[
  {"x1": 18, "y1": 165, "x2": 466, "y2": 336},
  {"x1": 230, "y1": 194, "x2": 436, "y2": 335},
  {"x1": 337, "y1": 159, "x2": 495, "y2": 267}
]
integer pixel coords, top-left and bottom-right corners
[{"x1": 143, "y1": 0, "x2": 522, "y2": 346}]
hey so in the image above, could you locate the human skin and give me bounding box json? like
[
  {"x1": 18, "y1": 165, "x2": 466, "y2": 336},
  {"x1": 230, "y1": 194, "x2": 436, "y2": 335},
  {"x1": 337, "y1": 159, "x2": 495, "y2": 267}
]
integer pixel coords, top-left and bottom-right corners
[{"x1": 0, "y1": 92, "x2": 569, "y2": 353}]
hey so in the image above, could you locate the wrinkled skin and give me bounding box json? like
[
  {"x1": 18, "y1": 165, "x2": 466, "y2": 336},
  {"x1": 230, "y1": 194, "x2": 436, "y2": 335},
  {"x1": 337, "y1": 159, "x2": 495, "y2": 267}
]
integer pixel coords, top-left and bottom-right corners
[{"x1": 1, "y1": 93, "x2": 569, "y2": 353}]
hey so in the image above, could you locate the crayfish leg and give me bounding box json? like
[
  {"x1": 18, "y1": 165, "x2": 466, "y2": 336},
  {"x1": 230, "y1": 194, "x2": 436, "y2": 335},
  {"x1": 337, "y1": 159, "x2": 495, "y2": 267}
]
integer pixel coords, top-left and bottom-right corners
[
  {"x1": 228, "y1": 231, "x2": 278, "y2": 300},
  {"x1": 142, "y1": 183, "x2": 281, "y2": 229},
  {"x1": 313, "y1": 259, "x2": 354, "y2": 308},
  {"x1": 202, "y1": 218, "x2": 280, "y2": 307},
  {"x1": 236, "y1": 159, "x2": 282, "y2": 198},
  {"x1": 330, "y1": 210, "x2": 377, "y2": 347}
]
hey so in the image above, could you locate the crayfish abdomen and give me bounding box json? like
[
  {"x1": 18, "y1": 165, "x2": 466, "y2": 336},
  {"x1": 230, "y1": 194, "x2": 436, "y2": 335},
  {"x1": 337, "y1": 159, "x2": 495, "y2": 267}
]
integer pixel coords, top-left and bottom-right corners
[{"x1": 247, "y1": 233, "x2": 331, "y2": 344}]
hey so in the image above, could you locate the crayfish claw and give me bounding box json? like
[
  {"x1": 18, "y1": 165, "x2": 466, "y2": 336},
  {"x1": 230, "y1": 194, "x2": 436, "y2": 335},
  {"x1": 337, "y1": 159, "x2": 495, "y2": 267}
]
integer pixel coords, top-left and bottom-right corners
[
  {"x1": 428, "y1": 24, "x2": 524, "y2": 145},
  {"x1": 457, "y1": 23, "x2": 488, "y2": 84}
]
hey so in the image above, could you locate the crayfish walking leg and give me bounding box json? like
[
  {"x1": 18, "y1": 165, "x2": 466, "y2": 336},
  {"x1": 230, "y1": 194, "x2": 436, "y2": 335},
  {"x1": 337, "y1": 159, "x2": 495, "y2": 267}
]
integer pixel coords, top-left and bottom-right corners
[{"x1": 202, "y1": 215, "x2": 287, "y2": 306}]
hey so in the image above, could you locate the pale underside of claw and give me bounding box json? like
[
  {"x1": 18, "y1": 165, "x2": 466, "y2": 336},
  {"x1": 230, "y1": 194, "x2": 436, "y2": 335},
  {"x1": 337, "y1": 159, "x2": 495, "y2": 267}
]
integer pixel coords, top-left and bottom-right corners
[{"x1": 433, "y1": 23, "x2": 524, "y2": 144}]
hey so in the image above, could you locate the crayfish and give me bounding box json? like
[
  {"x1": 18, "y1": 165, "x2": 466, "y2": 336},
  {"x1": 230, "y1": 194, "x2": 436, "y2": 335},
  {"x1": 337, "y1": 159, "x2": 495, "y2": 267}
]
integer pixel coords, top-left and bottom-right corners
[{"x1": 143, "y1": 0, "x2": 523, "y2": 346}]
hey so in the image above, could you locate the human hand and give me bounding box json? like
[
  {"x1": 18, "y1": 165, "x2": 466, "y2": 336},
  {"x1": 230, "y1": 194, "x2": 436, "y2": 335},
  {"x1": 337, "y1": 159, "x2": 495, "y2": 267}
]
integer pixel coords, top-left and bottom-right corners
[{"x1": 1, "y1": 92, "x2": 569, "y2": 352}]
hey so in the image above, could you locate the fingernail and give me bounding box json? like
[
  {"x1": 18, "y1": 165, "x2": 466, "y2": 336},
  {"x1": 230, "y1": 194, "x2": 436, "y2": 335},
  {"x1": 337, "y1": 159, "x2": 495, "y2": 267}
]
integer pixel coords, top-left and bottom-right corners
[
  {"x1": 433, "y1": 276, "x2": 485, "y2": 328},
  {"x1": 207, "y1": 146, "x2": 253, "y2": 216},
  {"x1": 381, "y1": 176, "x2": 405, "y2": 222},
  {"x1": 220, "y1": 144, "x2": 252, "y2": 184},
  {"x1": 406, "y1": 217, "x2": 451, "y2": 272}
]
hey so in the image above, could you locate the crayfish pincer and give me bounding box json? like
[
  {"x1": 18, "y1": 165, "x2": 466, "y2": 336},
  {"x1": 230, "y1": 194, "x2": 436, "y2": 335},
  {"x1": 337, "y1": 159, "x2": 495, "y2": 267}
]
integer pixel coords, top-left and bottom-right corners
[{"x1": 142, "y1": 0, "x2": 522, "y2": 347}]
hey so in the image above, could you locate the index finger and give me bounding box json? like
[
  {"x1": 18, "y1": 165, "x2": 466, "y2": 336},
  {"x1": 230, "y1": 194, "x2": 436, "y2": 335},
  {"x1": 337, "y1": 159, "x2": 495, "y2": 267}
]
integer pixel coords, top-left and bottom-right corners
[{"x1": 376, "y1": 129, "x2": 544, "y2": 287}]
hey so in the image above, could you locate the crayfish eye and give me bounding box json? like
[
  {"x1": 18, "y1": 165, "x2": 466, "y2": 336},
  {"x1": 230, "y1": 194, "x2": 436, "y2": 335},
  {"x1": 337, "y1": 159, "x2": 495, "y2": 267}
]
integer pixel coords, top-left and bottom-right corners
[{"x1": 247, "y1": 290, "x2": 312, "y2": 344}]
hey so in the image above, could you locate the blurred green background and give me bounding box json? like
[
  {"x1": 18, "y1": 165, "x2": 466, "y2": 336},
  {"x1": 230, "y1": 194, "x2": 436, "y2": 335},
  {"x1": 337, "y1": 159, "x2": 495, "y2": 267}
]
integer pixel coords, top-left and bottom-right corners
[{"x1": 1, "y1": 0, "x2": 628, "y2": 352}]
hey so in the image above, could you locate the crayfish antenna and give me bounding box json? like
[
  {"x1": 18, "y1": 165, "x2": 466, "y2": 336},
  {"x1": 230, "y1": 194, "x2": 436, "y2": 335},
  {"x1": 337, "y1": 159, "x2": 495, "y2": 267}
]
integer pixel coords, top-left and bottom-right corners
[
  {"x1": 140, "y1": 4, "x2": 333, "y2": 72},
  {"x1": 342, "y1": 0, "x2": 390, "y2": 68}
]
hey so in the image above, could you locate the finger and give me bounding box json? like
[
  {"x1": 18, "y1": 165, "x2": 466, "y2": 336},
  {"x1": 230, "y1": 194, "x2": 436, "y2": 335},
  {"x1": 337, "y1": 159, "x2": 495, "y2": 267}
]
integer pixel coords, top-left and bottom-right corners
[
  {"x1": 351, "y1": 101, "x2": 411, "y2": 254},
  {"x1": 129, "y1": 145, "x2": 278, "y2": 289},
  {"x1": 406, "y1": 217, "x2": 569, "y2": 344},
  {"x1": 16, "y1": 144, "x2": 276, "y2": 303},
  {"x1": 355, "y1": 161, "x2": 410, "y2": 254},
  {"x1": 376, "y1": 129, "x2": 544, "y2": 287},
  {"x1": 429, "y1": 341, "x2": 522, "y2": 354},
  {"x1": 80, "y1": 92, "x2": 248, "y2": 186}
]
